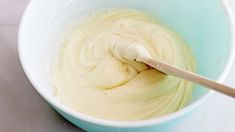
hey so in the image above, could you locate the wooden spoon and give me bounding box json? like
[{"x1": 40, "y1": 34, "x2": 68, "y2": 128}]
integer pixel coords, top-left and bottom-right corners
[
  {"x1": 142, "y1": 58, "x2": 235, "y2": 98},
  {"x1": 111, "y1": 42, "x2": 235, "y2": 98}
]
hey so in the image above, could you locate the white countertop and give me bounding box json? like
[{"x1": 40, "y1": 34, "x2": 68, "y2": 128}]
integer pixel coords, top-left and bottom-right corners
[{"x1": 0, "y1": 0, "x2": 235, "y2": 132}]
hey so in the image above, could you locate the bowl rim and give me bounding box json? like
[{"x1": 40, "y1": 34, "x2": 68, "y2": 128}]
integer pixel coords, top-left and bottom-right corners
[{"x1": 18, "y1": 0, "x2": 235, "y2": 128}]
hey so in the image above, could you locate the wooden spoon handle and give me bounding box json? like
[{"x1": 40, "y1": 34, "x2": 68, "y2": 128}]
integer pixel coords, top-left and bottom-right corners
[{"x1": 144, "y1": 58, "x2": 235, "y2": 98}]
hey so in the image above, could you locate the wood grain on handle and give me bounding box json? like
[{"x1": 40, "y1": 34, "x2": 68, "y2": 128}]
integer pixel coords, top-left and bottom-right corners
[{"x1": 144, "y1": 58, "x2": 235, "y2": 98}]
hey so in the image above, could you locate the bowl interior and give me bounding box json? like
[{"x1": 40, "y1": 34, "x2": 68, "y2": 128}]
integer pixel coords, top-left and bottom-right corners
[{"x1": 19, "y1": 0, "x2": 231, "y2": 118}]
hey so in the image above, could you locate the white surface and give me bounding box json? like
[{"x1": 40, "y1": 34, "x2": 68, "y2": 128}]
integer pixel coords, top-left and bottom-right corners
[{"x1": 0, "y1": 0, "x2": 235, "y2": 131}]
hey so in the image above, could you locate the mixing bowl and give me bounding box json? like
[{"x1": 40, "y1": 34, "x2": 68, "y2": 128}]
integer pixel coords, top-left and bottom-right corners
[{"x1": 18, "y1": 0, "x2": 235, "y2": 131}]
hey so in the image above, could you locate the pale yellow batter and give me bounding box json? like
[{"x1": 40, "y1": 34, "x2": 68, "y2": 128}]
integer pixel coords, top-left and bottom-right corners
[{"x1": 52, "y1": 9, "x2": 196, "y2": 121}]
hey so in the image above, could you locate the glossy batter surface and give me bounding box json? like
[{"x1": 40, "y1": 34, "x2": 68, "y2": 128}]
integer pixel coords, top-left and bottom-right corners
[{"x1": 52, "y1": 9, "x2": 196, "y2": 121}]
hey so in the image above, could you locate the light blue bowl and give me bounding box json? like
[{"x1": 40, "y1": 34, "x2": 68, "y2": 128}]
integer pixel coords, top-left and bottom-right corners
[{"x1": 19, "y1": 0, "x2": 235, "y2": 131}]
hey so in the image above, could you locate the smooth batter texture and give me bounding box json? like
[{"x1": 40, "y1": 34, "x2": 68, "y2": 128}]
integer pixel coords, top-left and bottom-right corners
[{"x1": 52, "y1": 9, "x2": 196, "y2": 121}]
